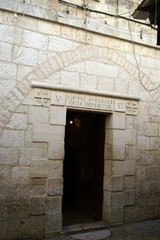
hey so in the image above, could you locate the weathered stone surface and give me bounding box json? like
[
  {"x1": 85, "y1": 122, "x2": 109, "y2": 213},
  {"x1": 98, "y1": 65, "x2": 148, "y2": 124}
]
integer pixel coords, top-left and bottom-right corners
[
  {"x1": 50, "y1": 106, "x2": 66, "y2": 125},
  {"x1": 29, "y1": 106, "x2": 49, "y2": 123},
  {"x1": 124, "y1": 176, "x2": 135, "y2": 190},
  {"x1": 6, "y1": 113, "x2": 27, "y2": 129},
  {"x1": 0, "y1": 130, "x2": 24, "y2": 147},
  {"x1": 47, "y1": 178, "x2": 63, "y2": 196},
  {"x1": 0, "y1": 3, "x2": 160, "y2": 238},
  {"x1": 48, "y1": 141, "x2": 64, "y2": 160},
  {"x1": 30, "y1": 159, "x2": 48, "y2": 178},
  {"x1": 46, "y1": 213, "x2": 62, "y2": 232},
  {"x1": 48, "y1": 160, "x2": 63, "y2": 178},
  {"x1": 12, "y1": 166, "x2": 30, "y2": 186},
  {"x1": 0, "y1": 148, "x2": 18, "y2": 165},
  {"x1": 32, "y1": 123, "x2": 65, "y2": 142}
]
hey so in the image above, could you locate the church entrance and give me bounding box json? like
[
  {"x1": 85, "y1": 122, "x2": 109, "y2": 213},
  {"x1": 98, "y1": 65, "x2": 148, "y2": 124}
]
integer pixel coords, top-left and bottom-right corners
[{"x1": 62, "y1": 110, "x2": 105, "y2": 225}]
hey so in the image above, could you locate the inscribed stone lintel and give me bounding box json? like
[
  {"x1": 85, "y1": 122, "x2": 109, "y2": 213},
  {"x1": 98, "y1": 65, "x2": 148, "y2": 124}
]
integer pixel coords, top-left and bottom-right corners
[{"x1": 33, "y1": 88, "x2": 138, "y2": 115}]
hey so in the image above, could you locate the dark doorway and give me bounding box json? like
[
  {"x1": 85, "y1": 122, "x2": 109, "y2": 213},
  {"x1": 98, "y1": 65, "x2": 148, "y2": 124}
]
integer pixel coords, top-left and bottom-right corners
[{"x1": 63, "y1": 110, "x2": 105, "y2": 225}]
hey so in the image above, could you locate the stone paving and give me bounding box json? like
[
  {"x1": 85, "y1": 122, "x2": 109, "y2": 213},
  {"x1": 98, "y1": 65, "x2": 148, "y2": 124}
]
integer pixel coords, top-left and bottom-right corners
[{"x1": 61, "y1": 219, "x2": 160, "y2": 240}]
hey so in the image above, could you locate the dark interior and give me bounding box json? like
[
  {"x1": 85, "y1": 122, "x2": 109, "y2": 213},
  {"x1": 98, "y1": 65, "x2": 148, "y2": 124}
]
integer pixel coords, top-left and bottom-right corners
[{"x1": 62, "y1": 110, "x2": 105, "y2": 225}]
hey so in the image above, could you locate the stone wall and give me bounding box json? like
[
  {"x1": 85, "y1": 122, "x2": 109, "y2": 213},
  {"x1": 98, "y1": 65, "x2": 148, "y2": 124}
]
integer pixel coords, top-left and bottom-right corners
[{"x1": 0, "y1": 0, "x2": 160, "y2": 239}]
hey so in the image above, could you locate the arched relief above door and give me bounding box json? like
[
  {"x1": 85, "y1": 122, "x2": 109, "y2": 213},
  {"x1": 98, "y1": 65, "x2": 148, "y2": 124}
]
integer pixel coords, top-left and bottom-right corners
[
  {"x1": 0, "y1": 44, "x2": 156, "y2": 136},
  {"x1": 33, "y1": 85, "x2": 139, "y2": 116}
]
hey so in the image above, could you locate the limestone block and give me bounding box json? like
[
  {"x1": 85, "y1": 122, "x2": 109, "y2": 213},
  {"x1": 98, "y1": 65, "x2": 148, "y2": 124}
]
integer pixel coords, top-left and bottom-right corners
[
  {"x1": 149, "y1": 102, "x2": 160, "y2": 115},
  {"x1": 25, "y1": 125, "x2": 33, "y2": 145},
  {"x1": 104, "y1": 144, "x2": 113, "y2": 160},
  {"x1": 115, "y1": 78, "x2": 128, "y2": 94},
  {"x1": 112, "y1": 144, "x2": 125, "y2": 160},
  {"x1": 146, "y1": 166, "x2": 160, "y2": 180},
  {"x1": 0, "y1": 200, "x2": 10, "y2": 221},
  {"x1": 0, "y1": 166, "x2": 12, "y2": 185},
  {"x1": 48, "y1": 160, "x2": 63, "y2": 179},
  {"x1": 138, "y1": 101, "x2": 148, "y2": 115},
  {"x1": 86, "y1": 61, "x2": 119, "y2": 78},
  {"x1": 104, "y1": 160, "x2": 112, "y2": 176},
  {"x1": 0, "y1": 10, "x2": 2, "y2": 22},
  {"x1": 123, "y1": 190, "x2": 135, "y2": 206},
  {"x1": 49, "y1": 36, "x2": 74, "y2": 52},
  {"x1": 102, "y1": 206, "x2": 111, "y2": 223},
  {"x1": 51, "y1": 91, "x2": 66, "y2": 106},
  {"x1": 61, "y1": 71, "x2": 79, "y2": 86},
  {"x1": 140, "y1": 56, "x2": 155, "y2": 68},
  {"x1": 29, "y1": 106, "x2": 49, "y2": 123},
  {"x1": 136, "y1": 166, "x2": 146, "y2": 181},
  {"x1": 0, "y1": 24, "x2": 23, "y2": 45},
  {"x1": 97, "y1": 76, "x2": 114, "y2": 91},
  {"x1": 18, "y1": 148, "x2": 32, "y2": 166},
  {"x1": 9, "y1": 197, "x2": 30, "y2": 220},
  {"x1": 17, "y1": 65, "x2": 32, "y2": 82},
  {"x1": 112, "y1": 176, "x2": 123, "y2": 191},
  {"x1": 47, "y1": 178, "x2": 63, "y2": 196},
  {"x1": 0, "y1": 130, "x2": 24, "y2": 147},
  {"x1": 124, "y1": 207, "x2": 145, "y2": 224},
  {"x1": 46, "y1": 213, "x2": 62, "y2": 232},
  {"x1": 61, "y1": 25, "x2": 77, "y2": 40},
  {"x1": 150, "y1": 137, "x2": 159, "y2": 150},
  {"x1": 32, "y1": 123, "x2": 65, "y2": 142},
  {"x1": 0, "y1": 80, "x2": 15, "y2": 99},
  {"x1": 13, "y1": 46, "x2": 38, "y2": 67},
  {"x1": 144, "y1": 122, "x2": 159, "y2": 137},
  {"x1": 66, "y1": 62, "x2": 85, "y2": 73},
  {"x1": 124, "y1": 176, "x2": 135, "y2": 190},
  {"x1": 1, "y1": 215, "x2": 45, "y2": 240},
  {"x1": 12, "y1": 167, "x2": 30, "y2": 185},
  {"x1": 103, "y1": 191, "x2": 112, "y2": 206},
  {"x1": 50, "y1": 106, "x2": 66, "y2": 125},
  {"x1": 23, "y1": 30, "x2": 48, "y2": 50},
  {"x1": 12, "y1": 89, "x2": 24, "y2": 103},
  {"x1": 0, "y1": 62, "x2": 17, "y2": 81},
  {"x1": 112, "y1": 192, "x2": 123, "y2": 208},
  {"x1": 4, "y1": 215, "x2": 45, "y2": 239},
  {"x1": 6, "y1": 113, "x2": 27, "y2": 129},
  {"x1": 0, "y1": 148, "x2": 18, "y2": 165},
  {"x1": 80, "y1": 73, "x2": 97, "y2": 89},
  {"x1": 103, "y1": 175, "x2": 112, "y2": 191},
  {"x1": 30, "y1": 160, "x2": 48, "y2": 178},
  {"x1": 30, "y1": 178, "x2": 47, "y2": 196},
  {"x1": 46, "y1": 196, "x2": 62, "y2": 214},
  {"x1": 125, "y1": 146, "x2": 139, "y2": 160},
  {"x1": 156, "y1": 58, "x2": 160, "y2": 69},
  {"x1": 140, "y1": 151, "x2": 157, "y2": 165},
  {"x1": 48, "y1": 141, "x2": 64, "y2": 160},
  {"x1": 113, "y1": 160, "x2": 136, "y2": 176},
  {"x1": 38, "y1": 20, "x2": 60, "y2": 35},
  {"x1": 125, "y1": 129, "x2": 137, "y2": 145},
  {"x1": 30, "y1": 196, "x2": 46, "y2": 215},
  {"x1": 38, "y1": 50, "x2": 48, "y2": 64},
  {"x1": 110, "y1": 207, "x2": 123, "y2": 224},
  {"x1": 137, "y1": 136, "x2": 150, "y2": 150},
  {"x1": 0, "y1": 42, "x2": 12, "y2": 62},
  {"x1": 112, "y1": 130, "x2": 126, "y2": 145},
  {"x1": 104, "y1": 130, "x2": 113, "y2": 144}
]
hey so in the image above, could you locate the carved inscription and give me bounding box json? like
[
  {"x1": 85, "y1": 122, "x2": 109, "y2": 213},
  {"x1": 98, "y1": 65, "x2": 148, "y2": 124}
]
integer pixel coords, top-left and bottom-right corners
[
  {"x1": 126, "y1": 100, "x2": 138, "y2": 115},
  {"x1": 66, "y1": 93, "x2": 114, "y2": 111},
  {"x1": 34, "y1": 89, "x2": 50, "y2": 106},
  {"x1": 44, "y1": 90, "x2": 138, "y2": 115},
  {"x1": 115, "y1": 100, "x2": 126, "y2": 112}
]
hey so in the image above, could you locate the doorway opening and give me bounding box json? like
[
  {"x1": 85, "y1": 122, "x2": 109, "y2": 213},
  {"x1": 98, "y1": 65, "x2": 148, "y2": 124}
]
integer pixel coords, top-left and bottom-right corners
[{"x1": 62, "y1": 110, "x2": 105, "y2": 225}]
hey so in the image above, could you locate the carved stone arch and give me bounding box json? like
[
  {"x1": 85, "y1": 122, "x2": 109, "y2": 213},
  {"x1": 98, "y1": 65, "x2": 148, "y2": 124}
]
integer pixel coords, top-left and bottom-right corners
[{"x1": 0, "y1": 44, "x2": 157, "y2": 137}]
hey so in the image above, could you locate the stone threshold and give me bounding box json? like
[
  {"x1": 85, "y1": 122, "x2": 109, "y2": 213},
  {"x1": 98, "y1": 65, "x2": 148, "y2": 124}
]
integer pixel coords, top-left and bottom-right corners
[{"x1": 62, "y1": 221, "x2": 108, "y2": 234}]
